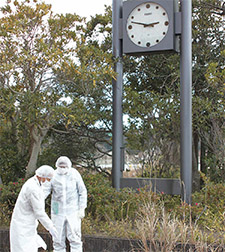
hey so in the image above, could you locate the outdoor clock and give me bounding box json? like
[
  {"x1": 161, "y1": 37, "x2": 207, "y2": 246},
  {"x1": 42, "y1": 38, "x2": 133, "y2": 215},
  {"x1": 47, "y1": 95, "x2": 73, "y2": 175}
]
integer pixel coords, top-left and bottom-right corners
[{"x1": 123, "y1": 0, "x2": 179, "y2": 55}]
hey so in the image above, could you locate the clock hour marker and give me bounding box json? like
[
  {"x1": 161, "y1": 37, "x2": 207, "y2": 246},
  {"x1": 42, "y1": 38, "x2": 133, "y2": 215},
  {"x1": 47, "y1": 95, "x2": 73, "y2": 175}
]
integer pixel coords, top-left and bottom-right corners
[
  {"x1": 138, "y1": 8, "x2": 141, "y2": 11},
  {"x1": 163, "y1": 12, "x2": 166, "y2": 15},
  {"x1": 156, "y1": 39, "x2": 159, "y2": 43},
  {"x1": 128, "y1": 25, "x2": 132, "y2": 30},
  {"x1": 146, "y1": 42, "x2": 151, "y2": 47},
  {"x1": 131, "y1": 35, "x2": 134, "y2": 38},
  {"x1": 138, "y1": 41, "x2": 141, "y2": 44},
  {"x1": 146, "y1": 4, "x2": 150, "y2": 8},
  {"x1": 164, "y1": 21, "x2": 169, "y2": 26},
  {"x1": 156, "y1": 6, "x2": 159, "y2": 9}
]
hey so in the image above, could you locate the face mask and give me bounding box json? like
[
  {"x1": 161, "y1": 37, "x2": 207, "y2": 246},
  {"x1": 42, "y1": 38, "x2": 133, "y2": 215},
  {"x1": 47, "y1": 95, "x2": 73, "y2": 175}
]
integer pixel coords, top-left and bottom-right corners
[
  {"x1": 57, "y1": 167, "x2": 69, "y2": 175},
  {"x1": 41, "y1": 180, "x2": 50, "y2": 186}
]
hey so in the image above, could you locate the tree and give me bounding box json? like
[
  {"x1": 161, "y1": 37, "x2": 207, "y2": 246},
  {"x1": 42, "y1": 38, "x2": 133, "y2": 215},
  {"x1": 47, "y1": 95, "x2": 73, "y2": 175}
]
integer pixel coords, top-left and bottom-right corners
[
  {"x1": 201, "y1": 49, "x2": 225, "y2": 182},
  {"x1": 191, "y1": 0, "x2": 225, "y2": 185},
  {"x1": 0, "y1": 0, "x2": 115, "y2": 178},
  {"x1": 38, "y1": 7, "x2": 115, "y2": 175}
]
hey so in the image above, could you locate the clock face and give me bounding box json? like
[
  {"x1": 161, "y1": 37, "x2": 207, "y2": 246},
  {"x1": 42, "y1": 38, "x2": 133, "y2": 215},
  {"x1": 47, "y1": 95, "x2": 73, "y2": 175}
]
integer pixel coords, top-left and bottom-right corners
[{"x1": 126, "y1": 2, "x2": 169, "y2": 48}]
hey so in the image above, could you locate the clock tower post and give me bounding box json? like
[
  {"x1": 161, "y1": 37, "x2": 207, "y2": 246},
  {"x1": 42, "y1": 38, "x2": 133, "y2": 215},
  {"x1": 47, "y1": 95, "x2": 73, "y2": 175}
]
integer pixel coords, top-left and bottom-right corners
[{"x1": 112, "y1": 0, "x2": 192, "y2": 204}]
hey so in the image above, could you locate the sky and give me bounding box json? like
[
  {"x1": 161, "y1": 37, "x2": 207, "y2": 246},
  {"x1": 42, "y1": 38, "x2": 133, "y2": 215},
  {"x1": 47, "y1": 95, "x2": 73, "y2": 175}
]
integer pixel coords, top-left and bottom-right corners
[{"x1": 44, "y1": 0, "x2": 112, "y2": 18}]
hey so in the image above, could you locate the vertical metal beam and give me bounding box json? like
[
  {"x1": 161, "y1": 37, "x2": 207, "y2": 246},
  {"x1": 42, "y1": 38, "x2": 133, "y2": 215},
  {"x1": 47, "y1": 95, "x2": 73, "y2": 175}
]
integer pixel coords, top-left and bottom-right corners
[
  {"x1": 112, "y1": 0, "x2": 123, "y2": 190},
  {"x1": 180, "y1": 0, "x2": 192, "y2": 204}
]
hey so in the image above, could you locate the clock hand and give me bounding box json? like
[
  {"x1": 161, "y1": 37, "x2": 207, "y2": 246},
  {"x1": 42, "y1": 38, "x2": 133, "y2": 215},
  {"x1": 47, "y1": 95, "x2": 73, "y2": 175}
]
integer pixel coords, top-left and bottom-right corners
[
  {"x1": 131, "y1": 21, "x2": 160, "y2": 27},
  {"x1": 131, "y1": 21, "x2": 147, "y2": 26},
  {"x1": 144, "y1": 21, "x2": 160, "y2": 27}
]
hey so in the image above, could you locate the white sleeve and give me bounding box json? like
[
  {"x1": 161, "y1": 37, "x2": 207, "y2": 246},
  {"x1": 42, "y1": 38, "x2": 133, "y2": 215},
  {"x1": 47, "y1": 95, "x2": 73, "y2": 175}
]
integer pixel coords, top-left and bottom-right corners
[
  {"x1": 30, "y1": 191, "x2": 54, "y2": 231},
  {"x1": 76, "y1": 172, "x2": 87, "y2": 210}
]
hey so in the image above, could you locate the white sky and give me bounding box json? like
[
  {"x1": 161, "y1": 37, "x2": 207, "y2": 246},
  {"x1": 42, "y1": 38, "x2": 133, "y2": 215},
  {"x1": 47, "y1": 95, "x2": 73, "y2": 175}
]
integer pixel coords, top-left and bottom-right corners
[{"x1": 44, "y1": 0, "x2": 112, "y2": 18}]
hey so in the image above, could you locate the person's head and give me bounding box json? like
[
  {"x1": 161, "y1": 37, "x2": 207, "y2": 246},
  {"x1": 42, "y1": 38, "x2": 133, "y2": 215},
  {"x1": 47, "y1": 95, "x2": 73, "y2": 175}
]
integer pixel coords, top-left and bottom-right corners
[
  {"x1": 55, "y1": 156, "x2": 72, "y2": 175},
  {"x1": 35, "y1": 165, "x2": 55, "y2": 183}
]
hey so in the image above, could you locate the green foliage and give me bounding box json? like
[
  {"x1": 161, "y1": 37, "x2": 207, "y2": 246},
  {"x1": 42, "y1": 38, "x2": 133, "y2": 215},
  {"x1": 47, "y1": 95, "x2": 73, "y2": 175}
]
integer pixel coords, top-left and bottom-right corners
[
  {"x1": 0, "y1": 152, "x2": 26, "y2": 184},
  {"x1": 83, "y1": 172, "x2": 225, "y2": 238},
  {"x1": 0, "y1": 89, "x2": 28, "y2": 183},
  {"x1": 0, "y1": 0, "x2": 116, "y2": 178},
  {"x1": 0, "y1": 125, "x2": 27, "y2": 183},
  {"x1": 191, "y1": 174, "x2": 225, "y2": 231},
  {"x1": 0, "y1": 0, "x2": 85, "y2": 175},
  {"x1": 84, "y1": 173, "x2": 140, "y2": 221},
  {"x1": 0, "y1": 178, "x2": 26, "y2": 215},
  {"x1": 1, "y1": 173, "x2": 225, "y2": 243}
]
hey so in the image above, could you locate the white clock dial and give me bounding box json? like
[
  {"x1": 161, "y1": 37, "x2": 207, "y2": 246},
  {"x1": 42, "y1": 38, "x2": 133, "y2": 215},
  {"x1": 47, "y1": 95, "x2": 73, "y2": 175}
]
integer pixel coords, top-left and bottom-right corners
[{"x1": 126, "y1": 2, "x2": 169, "y2": 48}]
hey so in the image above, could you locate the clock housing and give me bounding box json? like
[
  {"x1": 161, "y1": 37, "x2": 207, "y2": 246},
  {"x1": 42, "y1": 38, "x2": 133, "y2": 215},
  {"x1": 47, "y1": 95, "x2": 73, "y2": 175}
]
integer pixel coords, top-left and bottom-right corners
[{"x1": 123, "y1": 0, "x2": 178, "y2": 55}]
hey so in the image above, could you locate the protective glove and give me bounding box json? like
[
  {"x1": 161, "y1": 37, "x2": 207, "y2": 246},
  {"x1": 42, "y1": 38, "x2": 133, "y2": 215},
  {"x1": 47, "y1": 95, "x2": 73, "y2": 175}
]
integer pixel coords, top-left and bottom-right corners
[
  {"x1": 77, "y1": 208, "x2": 85, "y2": 219},
  {"x1": 49, "y1": 226, "x2": 59, "y2": 241}
]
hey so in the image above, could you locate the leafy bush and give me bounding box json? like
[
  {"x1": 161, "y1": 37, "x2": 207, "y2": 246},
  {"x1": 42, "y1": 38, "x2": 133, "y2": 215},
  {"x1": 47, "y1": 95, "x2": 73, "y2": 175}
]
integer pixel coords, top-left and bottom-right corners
[
  {"x1": 0, "y1": 178, "x2": 26, "y2": 226},
  {"x1": 84, "y1": 173, "x2": 139, "y2": 221},
  {"x1": 83, "y1": 172, "x2": 164, "y2": 222},
  {"x1": 1, "y1": 172, "x2": 225, "y2": 246},
  {"x1": 0, "y1": 178, "x2": 25, "y2": 211}
]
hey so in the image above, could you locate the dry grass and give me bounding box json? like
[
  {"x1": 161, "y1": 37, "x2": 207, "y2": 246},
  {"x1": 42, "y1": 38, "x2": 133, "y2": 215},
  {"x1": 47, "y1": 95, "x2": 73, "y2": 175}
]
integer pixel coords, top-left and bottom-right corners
[{"x1": 134, "y1": 198, "x2": 225, "y2": 252}]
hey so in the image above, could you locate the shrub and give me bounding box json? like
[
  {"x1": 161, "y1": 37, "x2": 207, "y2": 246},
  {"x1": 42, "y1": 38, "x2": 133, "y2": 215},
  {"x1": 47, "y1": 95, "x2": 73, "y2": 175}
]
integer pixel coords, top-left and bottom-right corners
[
  {"x1": 0, "y1": 179, "x2": 25, "y2": 210},
  {"x1": 0, "y1": 178, "x2": 26, "y2": 226},
  {"x1": 83, "y1": 172, "x2": 165, "y2": 222},
  {"x1": 84, "y1": 173, "x2": 139, "y2": 221},
  {"x1": 1, "y1": 171, "x2": 225, "y2": 247}
]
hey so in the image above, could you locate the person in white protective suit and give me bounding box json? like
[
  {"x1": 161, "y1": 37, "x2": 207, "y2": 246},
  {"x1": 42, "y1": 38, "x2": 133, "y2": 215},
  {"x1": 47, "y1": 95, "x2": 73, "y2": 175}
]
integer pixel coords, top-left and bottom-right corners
[
  {"x1": 43, "y1": 156, "x2": 87, "y2": 252},
  {"x1": 10, "y1": 165, "x2": 58, "y2": 252}
]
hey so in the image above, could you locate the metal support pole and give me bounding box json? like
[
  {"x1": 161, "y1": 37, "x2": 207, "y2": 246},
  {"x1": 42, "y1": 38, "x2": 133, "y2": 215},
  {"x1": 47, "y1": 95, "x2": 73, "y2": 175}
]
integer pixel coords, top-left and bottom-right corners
[
  {"x1": 112, "y1": 0, "x2": 123, "y2": 190},
  {"x1": 180, "y1": 0, "x2": 192, "y2": 204}
]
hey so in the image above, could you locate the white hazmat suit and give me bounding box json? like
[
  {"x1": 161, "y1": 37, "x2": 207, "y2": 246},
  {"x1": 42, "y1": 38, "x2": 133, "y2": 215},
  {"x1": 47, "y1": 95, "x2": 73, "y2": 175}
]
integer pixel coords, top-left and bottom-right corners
[
  {"x1": 44, "y1": 156, "x2": 87, "y2": 252},
  {"x1": 10, "y1": 165, "x2": 58, "y2": 252}
]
